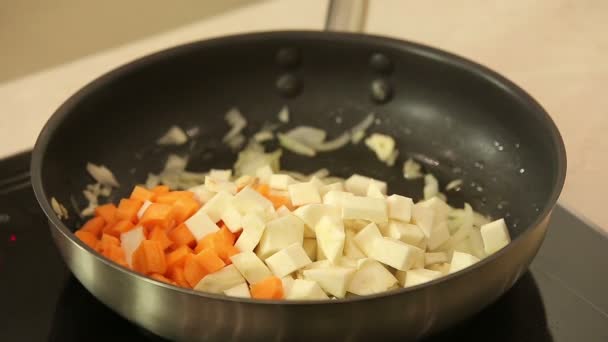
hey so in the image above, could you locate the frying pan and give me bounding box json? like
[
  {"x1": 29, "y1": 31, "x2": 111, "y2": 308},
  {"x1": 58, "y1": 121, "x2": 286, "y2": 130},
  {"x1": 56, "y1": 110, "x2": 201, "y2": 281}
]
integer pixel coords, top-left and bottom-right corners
[{"x1": 31, "y1": 1, "x2": 566, "y2": 340}]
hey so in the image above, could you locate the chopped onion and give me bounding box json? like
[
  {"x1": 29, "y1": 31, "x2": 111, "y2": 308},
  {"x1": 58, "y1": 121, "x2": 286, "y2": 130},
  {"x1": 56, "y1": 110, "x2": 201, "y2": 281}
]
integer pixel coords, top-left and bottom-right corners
[
  {"x1": 226, "y1": 133, "x2": 246, "y2": 151},
  {"x1": 278, "y1": 106, "x2": 290, "y2": 123},
  {"x1": 350, "y1": 113, "x2": 375, "y2": 144},
  {"x1": 284, "y1": 126, "x2": 327, "y2": 146},
  {"x1": 403, "y1": 158, "x2": 423, "y2": 180},
  {"x1": 234, "y1": 141, "x2": 282, "y2": 177},
  {"x1": 222, "y1": 108, "x2": 247, "y2": 143},
  {"x1": 309, "y1": 168, "x2": 330, "y2": 179},
  {"x1": 157, "y1": 126, "x2": 188, "y2": 145},
  {"x1": 445, "y1": 179, "x2": 463, "y2": 191},
  {"x1": 51, "y1": 197, "x2": 68, "y2": 219},
  {"x1": 277, "y1": 133, "x2": 316, "y2": 157},
  {"x1": 145, "y1": 173, "x2": 160, "y2": 189},
  {"x1": 253, "y1": 131, "x2": 274, "y2": 142},
  {"x1": 313, "y1": 132, "x2": 350, "y2": 152},
  {"x1": 386, "y1": 150, "x2": 399, "y2": 167},
  {"x1": 164, "y1": 154, "x2": 188, "y2": 172},
  {"x1": 86, "y1": 163, "x2": 120, "y2": 187},
  {"x1": 423, "y1": 174, "x2": 439, "y2": 200}
]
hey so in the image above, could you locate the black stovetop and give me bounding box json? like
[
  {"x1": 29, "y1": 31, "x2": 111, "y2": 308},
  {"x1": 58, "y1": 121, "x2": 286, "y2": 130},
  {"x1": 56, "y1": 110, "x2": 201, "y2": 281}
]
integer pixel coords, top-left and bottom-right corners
[{"x1": 1, "y1": 151, "x2": 607, "y2": 342}]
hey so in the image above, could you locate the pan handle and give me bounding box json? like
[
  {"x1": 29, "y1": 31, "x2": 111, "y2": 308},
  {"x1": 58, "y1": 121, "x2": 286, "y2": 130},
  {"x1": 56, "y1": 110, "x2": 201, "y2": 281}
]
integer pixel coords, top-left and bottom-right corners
[{"x1": 325, "y1": 0, "x2": 368, "y2": 32}]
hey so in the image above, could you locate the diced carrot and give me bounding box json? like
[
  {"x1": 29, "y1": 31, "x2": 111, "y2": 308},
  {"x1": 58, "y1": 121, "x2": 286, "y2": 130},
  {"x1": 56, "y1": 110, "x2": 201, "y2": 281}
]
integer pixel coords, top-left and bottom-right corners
[
  {"x1": 155, "y1": 191, "x2": 194, "y2": 205},
  {"x1": 80, "y1": 216, "x2": 105, "y2": 238},
  {"x1": 167, "y1": 265, "x2": 190, "y2": 288},
  {"x1": 219, "y1": 245, "x2": 240, "y2": 265},
  {"x1": 111, "y1": 220, "x2": 135, "y2": 234},
  {"x1": 194, "y1": 249, "x2": 225, "y2": 273},
  {"x1": 183, "y1": 254, "x2": 208, "y2": 287},
  {"x1": 254, "y1": 184, "x2": 270, "y2": 197},
  {"x1": 130, "y1": 185, "x2": 155, "y2": 202},
  {"x1": 102, "y1": 244, "x2": 127, "y2": 267},
  {"x1": 131, "y1": 244, "x2": 147, "y2": 274},
  {"x1": 102, "y1": 222, "x2": 120, "y2": 238},
  {"x1": 115, "y1": 198, "x2": 143, "y2": 223},
  {"x1": 195, "y1": 233, "x2": 216, "y2": 253},
  {"x1": 150, "y1": 273, "x2": 175, "y2": 285},
  {"x1": 170, "y1": 197, "x2": 201, "y2": 224},
  {"x1": 166, "y1": 245, "x2": 191, "y2": 268},
  {"x1": 168, "y1": 224, "x2": 196, "y2": 247},
  {"x1": 149, "y1": 226, "x2": 173, "y2": 251},
  {"x1": 151, "y1": 185, "x2": 170, "y2": 197},
  {"x1": 139, "y1": 203, "x2": 172, "y2": 228},
  {"x1": 94, "y1": 204, "x2": 117, "y2": 224},
  {"x1": 250, "y1": 276, "x2": 284, "y2": 300},
  {"x1": 74, "y1": 230, "x2": 98, "y2": 249},
  {"x1": 97, "y1": 233, "x2": 120, "y2": 252},
  {"x1": 141, "y1": 240, "x2": 167, "y2": 274},
  {"x1": 267, "y1": 195, "x2": 293, "y2": 210},
  {"x1": 217, "y1": 226, "x2": 236, "y2": 245}
]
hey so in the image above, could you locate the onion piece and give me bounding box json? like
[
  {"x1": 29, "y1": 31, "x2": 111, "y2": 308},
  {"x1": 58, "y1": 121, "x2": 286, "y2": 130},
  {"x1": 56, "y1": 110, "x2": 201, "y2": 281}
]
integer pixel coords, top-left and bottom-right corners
[
  {"x1": 222, "y1": 108, "x2": 247, "y2": 143},
  {"x1": 423, "y1": 174, "x2": 439, "y2": 200},
  {"x1": 312, "y1": 132, "x2": 350, "y2": 152},
  {"x1": 86, "y1": 163, "x2": 120, "y2": 188},
  {"x1": 253, "y1": 131, "x2": 274, "y2": 142},
  {"x1": 157, "y1": 126, "x2": 188, "y2": 145},
  {"x1": 51, "y1": 197, "x2": 68, "y2": 219},
  {"x1": 350, "y1": 114, "x2": 375, "y2": 144},
  {"x1": 278, "y1": 106, "x2": 290, "y2": 123},
  {"x1": 445, "y1": 179, "x2": 463, "y2": 191},
  {"x1": 284, "y1": 126, "x2": 327, "y2": 146},
  {"x1": 277, "y1": 133, "x2": 316, "y2": 157},
  {"x1": 403, "y1": 158, "x2": 423, "y2": 180},
  {"x1": 234, "y1": 141, "x2": 282, "y2": 177}
]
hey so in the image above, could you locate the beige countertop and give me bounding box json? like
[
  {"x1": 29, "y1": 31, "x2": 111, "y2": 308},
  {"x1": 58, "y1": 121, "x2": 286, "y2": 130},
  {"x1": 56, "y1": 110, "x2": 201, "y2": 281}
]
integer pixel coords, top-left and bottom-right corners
[{"x1": 1, "y1": 0, "x2": 606, "y2": 229}]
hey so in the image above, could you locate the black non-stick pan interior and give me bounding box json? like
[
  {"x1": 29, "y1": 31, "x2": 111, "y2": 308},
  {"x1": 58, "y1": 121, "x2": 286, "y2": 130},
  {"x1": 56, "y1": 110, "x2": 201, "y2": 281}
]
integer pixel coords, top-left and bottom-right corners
[{"x1": 36, "y1": 31, "x2": 565, "y2": 240}]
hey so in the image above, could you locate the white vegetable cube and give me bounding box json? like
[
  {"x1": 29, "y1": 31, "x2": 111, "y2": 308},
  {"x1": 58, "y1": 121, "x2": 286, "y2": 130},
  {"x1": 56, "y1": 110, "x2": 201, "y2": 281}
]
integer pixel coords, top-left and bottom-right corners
[
  {"x1": 424, "y1": 251, "x2": 449, "y2": 266},
  {"x1": 303, "y1": 267, "x2": 355, "y2": 298},
  {"x1": 293, "y1": 203, "x2": 340, "y2": 238},
  {"x1": 387, "y1": 195, "x2": 413, "y2": 223},
  {"x1": 468, "y1": 228, "x2": 487, "y2": 259},
  {"x1": 184, "y1": 209, "x2": 220, "y2": 241},
  {"x1": 366, "y1": 182, "x2": 385, "y2": 199},
  {"x1": 385, "y1": 221, "x2": 425, "y2": 247},
  {"x1": 419, "y1": 197, "x2": 451, "y2": 223},
  {"x1": 396, "y1": 268, "x2": 442, "y2": 287},
  {"x1": 276, "y1": 206, "x2": 291, "y2": 217},
  {"x1": 281, "y1": 276, "x2": 295, "y2": 297},
  {"x1": 316, "y1": 242, "x2": 327, "y2": 260},
  {"x1": 137, "y1": 200, "x2": 153, "y2": 219},
  {"x1": 201, "y1": 191, "x2": 233, "y2": 222},
  {"x1": 232, "y1": 186, "x2": 274, "y2": 215},
  {"x1": 426, "y1": 221, "x2": 451, "y2": 251},
  {"x1": 344, "y1": 219, "x2": 371, "y2": 231},
  {"x1": 234, "y1": 213, "x2": 266, "y2": 252},
  {"x1": 322, "y1": 190, "x2": 354, "y2": 207},
  {"x1": 256, "y1": 214, "x2": 304, "y2": 259},
  {"x1": 308, "y1": 176, "x2": 325, "y2": 192},
  {"x1": 480, "y1": 218, "x2": 511, "y2": 254},
  {"x1": 287, "y1": 279, "x2": 329, "y2": 300},
  {"x1": 288, "y1": 182, "x2": 321, "y2": 206},
  {"x1": 255, "y1": 165, "x2": 274, "y2": 184},
  {"x1": 223, "y1": 283, "x2": 251, "y2": 298},
  {"x1": 369, "y1": 237, "x2": 424, "y2": 271},
  {"x1": 344, "y1": 229, "x2": 366, "y2": 259},
  {"x1": 302, "y1": 238, "x2": 317, "y2": 261},
  {"x1": 428, "y1": 263, "x2": 451, "y2": 275},
  {"x1": 204, "y1": 176, "x2": 237, "y2": 195},
  {"x1": 220, "y1": 205, "x2": 242, "y2": 233},
  {"x1": 353, "y1": 222, "x2": 383, "y2": 256},
  {"x1": 269, "y1": 174, "x2": 294, "y2": 190},
  {"x1": 449, "y1": 251, "x2": 480, "y2": 274},
  {"x1": 235, "y1": 175, "x2": 255, "y2": 189},
  {"x1": 412, "y1": 203, "x2": 434, "y2": 236},
  {"x1": 344, "y1": 174, "x2": 371, "y2": 196},
  {"x1": 314, "y1": 215, "x2": 345, "y2": 263},
  {"x1": 230, "y1": 251, "x2": 272, "y2": 284},
  {"x1": 194, "y1": 265, "x2": 245, "y2": 293},
  {"x1": 341, "y1": 195, "x2": 388, "y2": 224},
  {"x1": 265, "y1": 243, "x2": 312, "y2": 278},
  {"x1": 320, "y1": 182, "x2": 344, "y2": 196},
  {"x1": 209, "y1": 169, "x2": 232, "y2": 181},
  {"x1": 121, "y1": 226, "x2": 145, "y2": 267},
  {"x1": 188, "y1": 184, "x2": 216, "y2": 204},
  {"x1": 347, "y1": 259, "x2": 397, "y2": 296}
]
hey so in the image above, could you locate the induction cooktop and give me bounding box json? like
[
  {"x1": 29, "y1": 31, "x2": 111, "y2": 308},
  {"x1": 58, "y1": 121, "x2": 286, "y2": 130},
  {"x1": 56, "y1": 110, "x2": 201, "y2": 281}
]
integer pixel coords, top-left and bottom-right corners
[{"x1": 1, "y1": 151, "x2": 607, "y2": 341}]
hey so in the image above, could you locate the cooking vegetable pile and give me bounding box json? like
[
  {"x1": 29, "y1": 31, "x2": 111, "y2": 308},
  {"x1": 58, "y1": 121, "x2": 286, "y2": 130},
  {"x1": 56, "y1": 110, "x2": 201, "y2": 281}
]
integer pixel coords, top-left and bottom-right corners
[{"x1": 74, "y1": 168, "x2": 511, "y2": 300}]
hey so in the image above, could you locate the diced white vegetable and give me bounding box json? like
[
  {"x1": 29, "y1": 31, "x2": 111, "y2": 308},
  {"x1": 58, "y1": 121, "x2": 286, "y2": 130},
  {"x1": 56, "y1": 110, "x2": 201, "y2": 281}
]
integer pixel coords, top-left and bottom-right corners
[
  {"x1": 387, "y1": 195, "x2": 414, "y2": 223},
  {"x1": 423, "y1": 174, "x2": 439, "y2": 200},
  {"x1": 347, "y1": 259, "x2": 397, "y2": 296},
  {"x1": 276, "y1": 206, "x2": 291, "y2": 217},
  {"x1": 265, "y1": 243, "x2": 312, "y2": 278},
  {"x1": 288, "y1": 182, "x2": 321, "y2": 206},
  {"x1": 396, "y1": 268, "x2": 442, "y2": 287},
  {"x1": 204, "y1": 176, "x2": 237, "y2": 195},
  {"x1": 314, "y1": 215, "x2": 345, "y2": 263},
  {"x1": 256, "y1": 214, "x2": 304, "y2": 259},
  {"x1": 194, "y1": 265, "x2": 245, "y2": 293},
  {"x1": 343, "y1": 219, "x2": 370, "y2": 231},
  {"x1": 230, "y1": 251, "x2": 272, "y2": 285},
  {"x1": 385, "y1": 221, "x2": 426, "y2": 247},
  {"x1": 137, "y1": 200, "x2": 153, "y2": 219},
  {"x1": 157, "y1": 125, "x2": 188, "y2": 145},
  {"x1": 232, "y1": 186, "x2": 274, "y2": 216},
  {"x1": 188, "y1": 185, "x2": 216, "y2": 204},
  {"x1": 303, "y1": 260, "x2": 332, "y2": 270},
  {"x1": 366, "y1": 182, "x2": 385, "y2": 199},
  {"x1": 316, "y1": 242, "x2": 327, "y2": 260},
  {"x1": 320, "y1": 182, "x2": 344, "y2": 196},
  {"x1": 480, "y1": 218, "x2": 511, "y2": 254},
  {"x1": 308, "y1": 176, "x2": 325, "y2": 191},
  {"x1": 234, "y1": 213, "x2": 266, "y2": 252},
  {"x1": 209, "y1": 169, "x2": 232, "y2": 181},
  {"x1": 121, "y1": 226, "x2": 145, "y2": 267},
  {"x1": 281, "y1": 276, "x2": 295, "y2": 297},
  {"x1": 412, "y1": 202, "x2": 434, "y2": 234},
  {"x1": 303, "y1": 267, "x2": 355, "y2": 298},
  {"x1": 426, "y1": 221, "x2": 451, "y2": 251},
  {"x1": 353, "y1": 223, "x2": 383, "y2": 256},
  {"x1": 345, "y1": 174, "x2": 386, "y2": 196},
  {"x1": 293, "y1": 203, "x2": 340, "y2": 238},
  {"x1": 369, "y1": 237, "x2": 424, "y2": 271},
  {"x1": 344, "y1": 229, "x2": 366, "y2": 259},
  {"x1": 419, "y1": 197, "x2": 451, "y2": 224},
  {"x1": 341, "y1": 195, "x2": 388, "y2": 224},
  {"x1": 220, "y1": 205, "x2": 242, "y2": 233},
  {"x1": 269, "y1": 174, "x2": 295, "y2": 190},
  {"x1": 468, "y1": 228, "x2": 487, "y2": 259},
  {"x1": 449, "y1": 251, "x2": 480, "y2": 273},
  {"x1": 255, "y1": 165, "x2": 274, "y2": 184},
  {"x1": 287, "y1": 279, "x2": 328, "y2": 300},
  {"x1": 322, "y1": 190, "x2": 354, "y2": 207},
  {"x1": 302, "y1": 238, "x2": 317, "y2": 261},
  {"x1": 184, "y1": 210, "x2": 220, "y2": 241},
  {"x1": 365, "y1": 133, "x2": 395, "y2": 162},
  {"x1": 337, "y1": 256, "x2": 359, "y2": 269},
  {"x1": 86, "y1": 163, "x2": 120, "y2": 188},
  {"x1": 200, "y1": 191, "x2": 233, "y2": 222},
  {"x1": 424, "y1": 252, "x2": 449, "y2": 266},
  {"x1": 427, "y1": 263, "x2": 451, "y2": 275},
  {"x1": 223, "y1": 283, "x2": 251, "y2": 298}
]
